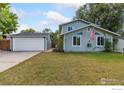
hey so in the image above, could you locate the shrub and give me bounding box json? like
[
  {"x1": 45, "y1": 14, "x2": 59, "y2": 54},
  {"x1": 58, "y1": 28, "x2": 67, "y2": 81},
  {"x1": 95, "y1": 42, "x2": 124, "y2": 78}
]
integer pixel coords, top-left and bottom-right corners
[
  {"x1": 113, "y1": 37, "x2": 118, "y2": 50},
  {"x1": 53, "y1": 48, "x2": 64, "y2": 52},
  {"x1": 104, "y1": 39, "x2": 112, "y2": 52},
  {"x1": 51, "y1": 30, "x2": 63, "y2": 52}
]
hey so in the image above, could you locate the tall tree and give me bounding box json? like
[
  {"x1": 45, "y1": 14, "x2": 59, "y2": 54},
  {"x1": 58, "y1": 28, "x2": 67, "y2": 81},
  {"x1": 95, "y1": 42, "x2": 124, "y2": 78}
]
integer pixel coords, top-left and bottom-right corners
[
  {"x1": 0, "y1": 3, "x2": 18, "y2": 35},
  {"x1": 42, "y1": 28, "x2": 51, "y2": 33},
  {"x1": 21, "y1": 28, "x2": 36, "y2": 33},
  {"x1": 74, "y1": 3, "x2": 124, "y2": 32},
  {"x1": 51, "y1": 29, "x2": 63, "y2": 50},
  {"x1": 0, "y1": 3, "x2": 8, "y2": 9}
]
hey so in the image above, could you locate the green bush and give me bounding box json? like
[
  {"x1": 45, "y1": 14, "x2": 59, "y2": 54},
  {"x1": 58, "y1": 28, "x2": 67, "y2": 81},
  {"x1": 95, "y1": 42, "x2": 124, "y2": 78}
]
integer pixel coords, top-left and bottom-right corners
[
  {"x1": 113, "y1": 37, "x2": 118, "y2": 50},
  {"x1": 105, "y1": 39, "x2": 112, "y2": 52},
  {"x1": 51, "y1": 30, "x2": 63, "y2": 52},
  {"x1": 56, "y1": 36, "x2": 63, "y2": 50}
]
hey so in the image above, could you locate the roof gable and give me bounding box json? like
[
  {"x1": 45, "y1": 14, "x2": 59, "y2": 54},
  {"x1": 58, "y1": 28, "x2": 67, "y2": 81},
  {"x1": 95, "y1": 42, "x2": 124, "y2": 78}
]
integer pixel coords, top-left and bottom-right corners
[
  {"x1": 60, "y1": 19, "x2": 120, "y2": 36},
  {"x1": 59, "y1": 19, "x2": 91, "y2": 27},
  {"x1": 60, "y1": 24, "x2": 120, "y2": 36}
]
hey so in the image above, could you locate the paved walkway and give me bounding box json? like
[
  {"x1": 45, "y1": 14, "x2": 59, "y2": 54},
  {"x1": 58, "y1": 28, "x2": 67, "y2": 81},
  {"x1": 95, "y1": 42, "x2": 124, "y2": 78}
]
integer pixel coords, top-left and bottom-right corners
[{"x1": 0, "y1": 50, "x2": 40, "y2": 72}]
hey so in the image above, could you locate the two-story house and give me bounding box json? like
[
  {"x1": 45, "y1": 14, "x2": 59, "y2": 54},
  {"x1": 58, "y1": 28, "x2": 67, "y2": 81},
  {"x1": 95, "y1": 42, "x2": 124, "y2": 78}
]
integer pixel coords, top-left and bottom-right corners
[{"x1": 60, "y1": 19, "x2": 120, "y2": 52}]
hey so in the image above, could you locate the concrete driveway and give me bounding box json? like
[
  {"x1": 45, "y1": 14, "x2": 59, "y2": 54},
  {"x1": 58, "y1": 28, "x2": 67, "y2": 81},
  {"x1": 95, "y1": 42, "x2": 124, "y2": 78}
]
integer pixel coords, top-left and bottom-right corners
[{"x1": 0, "y1": 50, "x2": 40, "y2": 72}]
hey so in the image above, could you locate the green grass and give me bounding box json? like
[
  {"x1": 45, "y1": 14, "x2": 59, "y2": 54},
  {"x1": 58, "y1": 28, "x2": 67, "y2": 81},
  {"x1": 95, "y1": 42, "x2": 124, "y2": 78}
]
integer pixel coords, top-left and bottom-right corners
[
  {"x1": 0, "y1": 52, "x2": 124, "y2": 85},
  {"x1": 0, "y1": 35, "x2": 2, "y2": 40}
]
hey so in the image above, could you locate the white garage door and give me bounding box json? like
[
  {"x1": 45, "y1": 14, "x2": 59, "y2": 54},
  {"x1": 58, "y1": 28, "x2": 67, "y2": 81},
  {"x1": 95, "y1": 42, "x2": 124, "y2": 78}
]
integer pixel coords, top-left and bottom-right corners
[{"x1": 12, "y1": 38, "x2": 45, "y2": 51}]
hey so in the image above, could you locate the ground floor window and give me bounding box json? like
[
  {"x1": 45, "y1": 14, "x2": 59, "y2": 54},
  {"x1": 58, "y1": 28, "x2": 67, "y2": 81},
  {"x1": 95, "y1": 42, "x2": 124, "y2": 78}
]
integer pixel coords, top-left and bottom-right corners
[
  {"x1": 96, "y1": 36, "x2": 104, "y2": 47},
  {"x1": 72, "y1": 35, "x2": 81, "y2": 46}
]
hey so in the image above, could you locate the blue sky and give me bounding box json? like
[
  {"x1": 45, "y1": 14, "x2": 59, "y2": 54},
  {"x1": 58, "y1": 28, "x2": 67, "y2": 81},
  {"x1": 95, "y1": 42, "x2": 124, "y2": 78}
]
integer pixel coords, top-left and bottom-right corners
[{"x1": 10, "y1": 3, "x2": 83, "y2": 33}]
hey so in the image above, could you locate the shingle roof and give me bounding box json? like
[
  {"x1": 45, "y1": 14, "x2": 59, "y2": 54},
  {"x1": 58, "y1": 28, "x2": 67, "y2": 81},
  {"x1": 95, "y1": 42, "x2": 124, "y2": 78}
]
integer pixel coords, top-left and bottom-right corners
[{"x1": 10, "y1": 32, "x2": 50, "y2": 38}]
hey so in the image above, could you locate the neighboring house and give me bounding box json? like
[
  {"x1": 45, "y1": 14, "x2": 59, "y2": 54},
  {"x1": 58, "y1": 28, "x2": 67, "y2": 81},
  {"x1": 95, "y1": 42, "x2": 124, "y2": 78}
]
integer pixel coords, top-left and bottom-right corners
[
  {"x1": 60, "y1": 19, "x2": 120, "y2": 52},
  {"x1": 115, "y1": 37, "x2": 124, "y2": 53},
  {"x1": 9, "y1": 32, "x2": 51, "y2": 51}
]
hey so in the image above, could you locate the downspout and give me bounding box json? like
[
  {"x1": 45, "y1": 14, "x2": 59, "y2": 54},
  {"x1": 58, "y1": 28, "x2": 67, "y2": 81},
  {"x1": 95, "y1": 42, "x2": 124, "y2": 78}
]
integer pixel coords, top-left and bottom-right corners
[
  {"x1": 11, "y1": 37, "x2": 13, "y2": 51},
  {"x1": 43, "y1": 37, "x2": 46, "y2": 51}
]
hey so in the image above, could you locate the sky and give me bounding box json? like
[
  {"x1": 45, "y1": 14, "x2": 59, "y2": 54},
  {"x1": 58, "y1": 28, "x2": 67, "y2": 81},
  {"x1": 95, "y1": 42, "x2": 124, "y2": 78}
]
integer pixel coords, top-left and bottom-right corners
[{"x1": 10, "y1": 3, "x2": 84, "y2": 33}]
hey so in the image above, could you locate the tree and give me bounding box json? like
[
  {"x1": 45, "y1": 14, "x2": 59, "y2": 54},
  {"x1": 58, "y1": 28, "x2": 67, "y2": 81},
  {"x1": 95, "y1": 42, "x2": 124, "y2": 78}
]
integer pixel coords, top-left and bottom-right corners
[
  {"x1": 0, "y1": 4, "x2": 18, "y2": 35},
  {"x1": 51, "y1": 29, "x2": 63, "y2": 51},
  {"x1": 0, "y1": 3, "x2": 8, "y2": 9},
  {"x1": 74, "y1": 3, "x2": 124, "y2": 33},
  {"x1": 21, "y1": 28, "x2": 36, "y2": 33},
  {"x1": 42, "y1": 28, "x2": 51, "y2": 33},
  {"x1": 105, "y1": 39, "x2": 112, "y2": 52}
]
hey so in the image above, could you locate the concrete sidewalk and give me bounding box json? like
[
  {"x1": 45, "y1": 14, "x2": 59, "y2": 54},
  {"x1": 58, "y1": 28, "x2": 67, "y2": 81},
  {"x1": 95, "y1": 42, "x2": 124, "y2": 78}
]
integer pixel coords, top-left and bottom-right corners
[{"x1": 0, "y1": 50, "x2": 40, "y2": 72}]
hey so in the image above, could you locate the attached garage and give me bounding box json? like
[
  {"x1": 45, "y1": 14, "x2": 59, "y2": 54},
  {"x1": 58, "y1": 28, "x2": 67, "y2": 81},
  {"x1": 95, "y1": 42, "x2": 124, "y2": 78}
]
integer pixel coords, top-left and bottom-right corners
[{"x1": 10, "y1": 32, "x2": 51, "y2": 51}]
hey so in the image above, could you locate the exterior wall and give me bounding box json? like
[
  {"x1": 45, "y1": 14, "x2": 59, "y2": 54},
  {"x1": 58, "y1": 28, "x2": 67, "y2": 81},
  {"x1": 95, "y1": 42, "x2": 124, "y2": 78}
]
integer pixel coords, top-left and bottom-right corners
[
  {"x1": 94, "y1": 28, "x2": 113, "y2": 51},
  {"x1": 115, "y1": 38, "x2": 124, "y2": 53},
  {"x1": 44, "y1": 36, "x2": 51, "y2": 51},
  {"x1": 46, "y1": 34, "x2": 51, "y2": 50},
  {"x1": 61, "y1": 20, "x2": 89, "y2": 34},
  {"x1": 10, "y1": 38, "x2": 12, "y2": 51},
  {"x1": 63, "y1": 27, "x2": 113, "y2": 52},
  {"x1": 44, "y1": 37, "x2": 47, "y2": 51}
]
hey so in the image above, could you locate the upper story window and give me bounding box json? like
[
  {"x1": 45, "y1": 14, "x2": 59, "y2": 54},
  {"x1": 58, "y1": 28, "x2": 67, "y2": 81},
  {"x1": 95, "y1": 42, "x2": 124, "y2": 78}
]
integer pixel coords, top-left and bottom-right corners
[
  {"x1": 68, "y1": 26, "x2": 72, "y2": 31},
  {"x1": 96, "y1": 36, "x2": 105, "y2": 47}
]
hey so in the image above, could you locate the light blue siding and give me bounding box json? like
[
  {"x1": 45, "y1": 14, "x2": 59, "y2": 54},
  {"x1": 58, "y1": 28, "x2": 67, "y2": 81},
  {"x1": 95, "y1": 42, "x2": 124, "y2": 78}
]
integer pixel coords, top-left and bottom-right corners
[
  {"x1": 63, "y1": 27, "x2": 113, "y2": 52},
  {"x1": 61, "y1": 20, "x2": 89, "y2": 34}
]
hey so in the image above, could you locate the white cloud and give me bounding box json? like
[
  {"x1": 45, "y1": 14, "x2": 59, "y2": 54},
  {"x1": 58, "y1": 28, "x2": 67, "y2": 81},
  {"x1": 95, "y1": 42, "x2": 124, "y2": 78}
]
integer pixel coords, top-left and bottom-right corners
[
  {"x1": 45, "y1": 11, "x2": 70, "y2": 24},
  {"x1": 10, "y1": 6, "x2": 72, "y2": 33},
  {"x1": 31, "y1": 11, "x2": 70, "y2": 32},
  {"x1": 10, "y1": 7, "x2": 25, "y2": 19},
  {"x1": 30, "y1": 10, "x2": 43, "y2": 16},
  {"x1": 13, "y1": 23, "x2": 30, "y2": 34},
  {"x1": 34, "y1": 20, "x2": 50, "y2": 31},
  {"x1": 56, "y1": 3, "x2": 84, "y2": 11},
  {"x1": 18, "y1": 23, "x2": 29, "y2": 31},
  {"x1": 10, "y1": 7, "x2": 43, "y2": 19}
]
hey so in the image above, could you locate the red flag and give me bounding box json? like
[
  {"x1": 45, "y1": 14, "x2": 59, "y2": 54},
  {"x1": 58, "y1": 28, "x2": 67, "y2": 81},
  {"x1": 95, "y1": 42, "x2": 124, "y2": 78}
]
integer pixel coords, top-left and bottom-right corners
[{"x1": 90, "y1": 28, "x2": 94, "y2": 41}]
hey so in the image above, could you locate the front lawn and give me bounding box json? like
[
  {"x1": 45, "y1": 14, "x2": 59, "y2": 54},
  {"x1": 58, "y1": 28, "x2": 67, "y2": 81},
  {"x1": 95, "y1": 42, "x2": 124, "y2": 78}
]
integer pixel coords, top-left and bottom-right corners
[{"x1": 0, "y1": 52, "x2": 124, "y2": 85}]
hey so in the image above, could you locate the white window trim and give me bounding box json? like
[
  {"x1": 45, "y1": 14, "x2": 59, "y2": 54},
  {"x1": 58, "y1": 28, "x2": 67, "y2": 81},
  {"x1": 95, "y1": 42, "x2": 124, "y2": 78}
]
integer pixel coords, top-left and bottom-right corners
[
  {"x1": 96, "y1": 35, "x2": 105, "y2": 47},
  {"x1": 72, "y1": 35, "x2": 81, "y2": 47}
]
